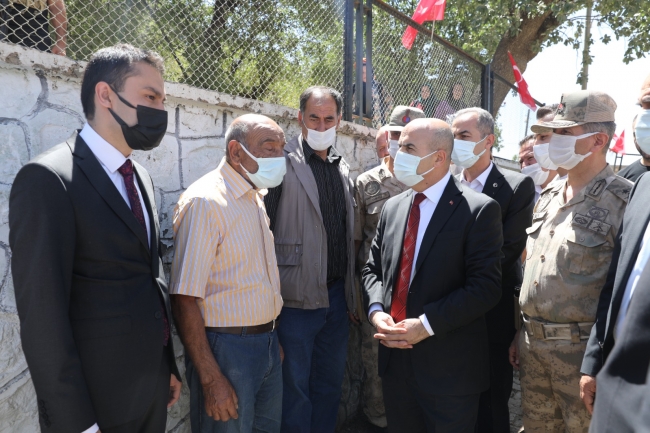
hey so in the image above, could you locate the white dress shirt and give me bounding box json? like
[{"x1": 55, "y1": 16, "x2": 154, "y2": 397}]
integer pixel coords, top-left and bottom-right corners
[
  {"x1": 460, "y1": 161, "x2": 493, "y2": 193},
  {"x1": 368, "y1": 172, "x2": 452, "y2": 336},
  {"x1": 614, "y1": 219, "x2": 650, "y2": 339},
  {"x1": 78, "y1": 124, "x2": 151, "y2": 433},
  {"x1": 79, "y1": 123, "x2": 151, "y2": 246}
]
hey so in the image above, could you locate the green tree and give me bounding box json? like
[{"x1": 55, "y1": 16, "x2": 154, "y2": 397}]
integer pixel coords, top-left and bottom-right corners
[{"x1": 389, "y1": 0, "x2": 650, "y2": 112}]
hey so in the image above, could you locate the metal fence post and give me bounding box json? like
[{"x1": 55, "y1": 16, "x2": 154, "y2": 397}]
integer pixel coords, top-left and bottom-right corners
[
  {"x1": 355, "y1": 0, "x2": 364, "y2": 124},
  {"x1": 481, "y1": 62, "x2": 494, "y2": 115},
  {"x1": 364, "y1": 0, "x2": 373, "y2": 122},
  {"x1": 343, "y1": 0, "x2": 355, "y2": 121}
]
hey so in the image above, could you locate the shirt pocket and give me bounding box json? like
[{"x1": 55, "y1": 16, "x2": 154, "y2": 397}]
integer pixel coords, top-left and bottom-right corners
[
  {"x1": 274, "y1": 238, "x2": 303, "y2": 266},
  {"x1": 524, "y1": 218, "x2": 545, "y2": 260},
  {"x1": 365, "y1": 199, "x2": 386, "y2": 227},
  {"x1": 563, "y1": 228, "x2": 610, "y2": 275}
]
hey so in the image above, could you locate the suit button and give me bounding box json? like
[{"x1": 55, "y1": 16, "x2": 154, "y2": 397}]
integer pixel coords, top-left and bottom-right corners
[
  {"x1": 550, "y1": 230, "x2": 555, "y2": 236},
  {"x1": 534, "y1": 280, "x2": 539, "y2": 287},
  {"x1": 540, "y1": 255, "x2": 545, "y2": 262},
  {"x1": 155, "y1": 311, "x2": 162, "y2": 319}
]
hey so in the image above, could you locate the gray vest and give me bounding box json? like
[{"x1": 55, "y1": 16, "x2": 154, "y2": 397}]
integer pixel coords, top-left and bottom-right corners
[{"x1": 272, "y1": 135, "x2": 356, "y2": 311}]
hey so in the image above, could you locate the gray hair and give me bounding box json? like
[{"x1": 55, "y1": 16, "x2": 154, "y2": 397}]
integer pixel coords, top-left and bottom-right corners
[
  {"x1": 224, "y1": 121, "x2": 251, "y2": 160},
  {"x1": 434, "y1": 126, "x2": 454, "y2": 161},
  {"x1": 451, "y1": 107, "x2": 495, "y2": 137},
  {"x1": 582, "y1": 121, "x2": 617, "y2": 153},
  {"x1": 299, "y1": 86, "x2": 343, "y2": 115}
]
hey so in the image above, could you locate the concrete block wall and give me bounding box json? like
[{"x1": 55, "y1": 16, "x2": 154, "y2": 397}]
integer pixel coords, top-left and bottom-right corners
[{"x1": 0, "y1": 42, "x2": 378, "y2": 432}]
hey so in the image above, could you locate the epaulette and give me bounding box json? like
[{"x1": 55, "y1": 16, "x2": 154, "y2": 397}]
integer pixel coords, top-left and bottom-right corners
[{"x1": 606, "y1": 176, "x2": 633, "y2": 203}]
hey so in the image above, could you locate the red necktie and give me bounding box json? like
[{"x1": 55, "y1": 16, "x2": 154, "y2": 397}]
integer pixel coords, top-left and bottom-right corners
[
  {"x1": 390, "y1": 193, "x2": 426, "y2": 323},
  {"x1": 118, "y1": 160, "x2": 170, "y2": 346}
]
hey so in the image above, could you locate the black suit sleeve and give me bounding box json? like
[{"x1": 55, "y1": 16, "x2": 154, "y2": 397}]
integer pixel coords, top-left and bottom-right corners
[
  {"x1": 9, "y1": 164, "x2": 97, "y2": 433},
  {"x1": 423, "y1": 199, "x2": 503, "y2": 338},
  {"x1": 580, "y1": 176, "x2": 642, "y2": 376},
  {"x1": 501, "y1": 176, "x2": 535, "y2": 290},
  {"x1": 361, "y1": 201, "x2": 387, "y2": 317}
]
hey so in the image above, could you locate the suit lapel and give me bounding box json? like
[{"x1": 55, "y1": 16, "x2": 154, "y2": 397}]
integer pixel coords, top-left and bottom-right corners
[
  {"x1": 414, "y1": 177, "x2": 463, "y2": 276},
  {"x1": 608, "y1": 205, "x2": 650, "y2": 331},
  {"x1": 133, "y1": 162, "x2": 158, "y2": 259},
  {"x1": 391, "y1": 190, "x2": 414, "y2": 285},
  {"x1": 68, "y1": 134, "x2": 150, "y2": 254},
  {"x1": 481, "y1": 164, "x2": 505, "y2": 199}
]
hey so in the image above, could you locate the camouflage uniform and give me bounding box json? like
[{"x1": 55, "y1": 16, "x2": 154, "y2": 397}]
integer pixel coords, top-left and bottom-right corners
[
  {"x1": 518, "y1": 165, "x2": 632, "y2": 432},
  {"x1": 354, "y1": 157, "x2": 407, "y2": 428}
]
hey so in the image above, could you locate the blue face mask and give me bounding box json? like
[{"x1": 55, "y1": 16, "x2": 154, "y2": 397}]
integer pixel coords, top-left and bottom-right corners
[
  {"x1": 635, "y1": 110, "x2": 650, "y2": 154},
  {"x1": 239, "y1": 142, "x2": 286, "y2": 189},
  {"x1": 393, "y1": 150, "x2": 439, "y2": 187}
]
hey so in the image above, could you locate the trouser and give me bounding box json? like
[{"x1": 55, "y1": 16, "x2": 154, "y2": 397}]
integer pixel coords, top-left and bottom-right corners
[
  {"x1": 519, "y1": 328, "x2": 591, "y2": 433},
  {"x1": 186, "y1": 329, "x2": 283, "y2": 433},
  {"x1": 102, "y1": 348, "x2": 172, "y2": 433},
  {"x1": 361, "y1": 320, "x2": 386, "y2": 427},
  {"x1": 476, "y1": 340, "x2": 513, "y2": 433},
  {"x1": 382, "y1": 349, "x2": 480, "y2": 433},
  {"x1": 277, "y1": 278, "x2": 349, "y2": 433}
]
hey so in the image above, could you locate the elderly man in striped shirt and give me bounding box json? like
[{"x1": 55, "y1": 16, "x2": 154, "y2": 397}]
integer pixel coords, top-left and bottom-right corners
[{"x1": 171, "y1": 114, "x2": 287, "y2": 433}]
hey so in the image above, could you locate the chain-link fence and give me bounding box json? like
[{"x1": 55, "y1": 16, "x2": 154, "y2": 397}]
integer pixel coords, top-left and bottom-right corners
[
  {"x1": 1, "y1": 0, "x2": 503, "y2": 125},
  {"x1": 366, "y1": 0, "x2": 482, "y2": 128},
  {"x1": 1, "y1": 0, "x2": 346, "y2": 109}
]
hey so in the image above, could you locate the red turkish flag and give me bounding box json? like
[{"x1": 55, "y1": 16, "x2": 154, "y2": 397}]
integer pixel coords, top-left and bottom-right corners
[
  {"x1": 611, "y1": 130, "x2": 626, "y2": 155},
  {"x1": 402, "y1": 0, "x2": 447, "y2": 50},
  {"x1": 507, "y1": 52, "x2": 537, "y2": 111}
]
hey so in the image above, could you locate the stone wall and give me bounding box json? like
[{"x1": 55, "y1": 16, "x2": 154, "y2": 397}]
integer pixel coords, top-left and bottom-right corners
[{"x1": 0, "y1": 42, "x2": 378, "y2": 432}]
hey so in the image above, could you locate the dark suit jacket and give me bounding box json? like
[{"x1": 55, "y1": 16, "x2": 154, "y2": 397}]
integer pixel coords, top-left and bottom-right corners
[
  {"x1": 361, "y1": 176, "x2": 503, "y2": 395},
  {"x1": 475, "y1": 165, "x2": 534, "y2": 345},
  {"x1": 587, "y1": 176, "x2": 650, "y2": 432},
  {"x1": 9, "y1": 133, "x2": 180, "y2": 433},
  {"x1": 581, "y1": 173, "x2": 649, "y2": 377}
]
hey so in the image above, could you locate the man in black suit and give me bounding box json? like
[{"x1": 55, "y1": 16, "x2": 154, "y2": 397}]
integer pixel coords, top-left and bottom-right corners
[
  {"x1": 9, "y1": 44, "x2": 181, "y2": 433},
  {"x1": 579, "y1": 172, "x2": 650, "y2": 431},
  {"x1": 362, "y1": 118, "x2": 503, "y2": 433},
  {"x1": 451, "y1": 107, "x2": 535, "y2": 433}
]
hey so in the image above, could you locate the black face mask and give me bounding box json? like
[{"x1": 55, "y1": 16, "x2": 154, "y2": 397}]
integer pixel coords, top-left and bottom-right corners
[{"x1": 108, "y1": 88, "x2": 168, "y2": 151}]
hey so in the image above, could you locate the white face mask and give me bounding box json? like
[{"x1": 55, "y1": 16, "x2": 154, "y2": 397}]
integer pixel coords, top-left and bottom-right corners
[
  {"x1": 303, "y1": 120, "x2": 337, "y2": 151},
  {"x1": 388, "y1": 139, "x2": 399, "y2": 159},
  {"x1": 393, "y1": 150, "x2": 439, "y2": 187},
  {"x1": 451, "y1": 136, "x2": 487, "y2": 169},
  {"x1": 532, "y1": 143, "x2": 558, "y2": 170},
  {"x1": 239, "y1": 142, "x2": 287, "y2": 189},
  {"x1": 635, "y1": 110, "x2": 650, "y2": 154},
  {"x1": 548, "y1": 132, "x2": 597, "y2": 170},
  {"x1": 521, "y1": 163, "x2": 550, "y2": 186}
]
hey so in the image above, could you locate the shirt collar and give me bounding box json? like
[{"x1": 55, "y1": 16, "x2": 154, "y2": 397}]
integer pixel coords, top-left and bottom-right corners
[
  {"x1": 79, "y1": 123, "x2": 130, "y2": 173},
  {"x1": 219, "y1": 157, "x2": 255, "y2": 200},
  {"x1": 301, "y1": 137, "x2": 342, "y2": 164},
  {"x1": 420, "y1": 171, "x2": 451, "y2": 206},
  {"x1": 461, "y1": 161, "x2": 493, "y2": 188}
]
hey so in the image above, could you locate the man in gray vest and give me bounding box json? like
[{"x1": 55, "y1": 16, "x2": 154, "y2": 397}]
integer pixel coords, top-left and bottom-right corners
[{"x1": 264, "y1": 86, "x2": 357, "y2": 433}]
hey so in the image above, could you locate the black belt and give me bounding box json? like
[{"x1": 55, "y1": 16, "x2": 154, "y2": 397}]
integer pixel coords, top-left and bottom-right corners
[{"x1": 206, "y1": 319, "x2": 278, "y2": 335}]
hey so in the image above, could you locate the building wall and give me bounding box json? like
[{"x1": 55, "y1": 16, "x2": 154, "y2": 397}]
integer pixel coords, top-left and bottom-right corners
[{"x1": 0, "y1": 42, "x2": 379, "y2": 432}]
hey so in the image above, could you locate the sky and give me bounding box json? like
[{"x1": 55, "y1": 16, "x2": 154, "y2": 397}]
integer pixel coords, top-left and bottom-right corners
[{"x1": 494, "y1": 14, "x2": 650, "y2": 167}]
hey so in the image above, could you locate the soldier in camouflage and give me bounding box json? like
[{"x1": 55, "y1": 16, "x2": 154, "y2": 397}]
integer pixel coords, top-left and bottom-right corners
[
  {"x1": 354, "y1": 105, "x2": 424, "y2": 427},
  {"x1": 509, "y1": 90, "x2": 633, "y2": 432}
]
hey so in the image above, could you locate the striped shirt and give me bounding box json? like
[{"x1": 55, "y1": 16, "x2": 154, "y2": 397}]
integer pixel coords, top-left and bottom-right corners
[{"x1": 170, "y1": 157, "x2": 282, "y2": 327}]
